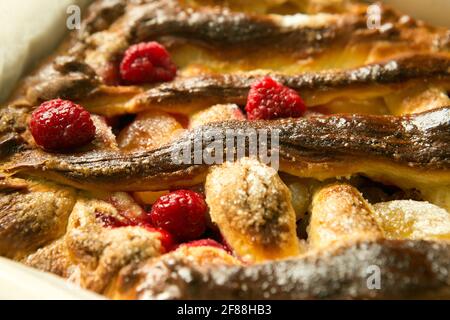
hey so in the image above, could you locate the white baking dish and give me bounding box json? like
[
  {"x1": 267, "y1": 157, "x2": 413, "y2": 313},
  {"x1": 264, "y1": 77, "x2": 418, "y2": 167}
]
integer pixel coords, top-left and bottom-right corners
[{"x1": 0, "y1": 258, "x2": 102, "y2": 300}]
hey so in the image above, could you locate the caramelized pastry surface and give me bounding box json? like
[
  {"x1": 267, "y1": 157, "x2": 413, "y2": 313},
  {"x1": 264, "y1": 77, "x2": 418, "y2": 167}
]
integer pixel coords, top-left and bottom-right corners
[{"x1": 0, "y1": 0, "x2": 450, "y2": 299}]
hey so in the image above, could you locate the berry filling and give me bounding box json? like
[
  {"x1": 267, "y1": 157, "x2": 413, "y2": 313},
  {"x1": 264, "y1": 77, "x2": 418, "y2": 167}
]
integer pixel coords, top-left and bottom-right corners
[
  {"x1": 142, "y1": 226, "x2": 176, "y2": 253},
  {"x1": 178, "y1": 239, "x2": 227, "y2": 251},
  {"x1": 119, "y1": 42, "x2": 177, "y2": 84},
  {"x1": 108, "y1": 193, "x2": 150, "y2": 225},
  {"x1": 96, "y1": 211, "x2": 176, "y2": 253},
  {"x1": 95, "y1": 190, "x2": 226, "y2": 254},
  {"x1": 149, "y1": 190, "x2": 208, "y2": 242},
  {"x1": 95, "y1": 211, "x2": 130, "y2": 228},
  {"x1": 29, "y1": 99, "x2": 96, "y2": 151},
  {"x1": 245, "y1": 76, "x2": 306, "y2": 120}
]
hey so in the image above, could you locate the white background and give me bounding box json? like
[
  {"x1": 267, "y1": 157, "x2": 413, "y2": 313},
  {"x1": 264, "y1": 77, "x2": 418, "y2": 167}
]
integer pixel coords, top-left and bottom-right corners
[{"x1": 0, "y1": 0, "x2": 90, "y2": 102}]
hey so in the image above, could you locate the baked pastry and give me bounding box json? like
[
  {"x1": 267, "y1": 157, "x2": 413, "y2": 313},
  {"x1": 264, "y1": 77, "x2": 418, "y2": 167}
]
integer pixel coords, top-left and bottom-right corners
[{"x1": 1, "y1": 0, "x2": 450, "y2": 299}]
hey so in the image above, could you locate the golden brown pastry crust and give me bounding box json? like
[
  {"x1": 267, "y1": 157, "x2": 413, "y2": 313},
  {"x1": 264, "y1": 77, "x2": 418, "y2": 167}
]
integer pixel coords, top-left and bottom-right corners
[
  {"x1": 23, "y1": 196, "x2": 163, "y2": 293},
  {"x1": 0, "y1": 180, "x2": 76, "y2": 260},
  {"x1": 0, "y1": 0, "x2": 450, "y2": 300},
  {"x1": 206, "y1": 158, "x2": 301, "y2": 262},
  {"x1": 5, "y1": 108, "x2": 449, "y2": 197},
  {"x1": 110, "y1": 239, "x2": 450, "y2": 300},
  {"x1": 308, "y1": 183, "x2": 383, "y2": 249}
]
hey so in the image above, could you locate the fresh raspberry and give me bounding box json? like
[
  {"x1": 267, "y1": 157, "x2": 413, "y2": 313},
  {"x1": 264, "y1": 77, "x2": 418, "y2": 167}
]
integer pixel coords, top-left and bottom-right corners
[
  {"x1": 179, "y1": 239, "x2": 226, "y2": 251},
  {"x1": 119, "y1": 42, "x2": 177, "y2": 84},
  {"x1": 143, "y1": 226, "x2": 176, "y2": 253},
  {"x1": 29, "y1": 99, "x2": 96, "y2": 151},
  {"x1": 245, "y1": 76, "x2": 306, "y2": 120},
  {"x1": 149, "y1": 190, "x2": 207, "y2": 242}
]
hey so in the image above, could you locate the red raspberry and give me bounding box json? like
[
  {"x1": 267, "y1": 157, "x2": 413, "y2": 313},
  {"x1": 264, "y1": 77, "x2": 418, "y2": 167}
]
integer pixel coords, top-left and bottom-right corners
[
  {"x1": 119, "y1": 42, "x2": 177, "y2": 84},
  {"x1": 29, "y1": 99, "x2": 96, "y2": 151},
  {"x1": 143, "y1": 226, "x2": 176, "y2": 253},
  {"x1": 179, "y1": 239, "x2": 226, "y2": 251},
  {"x1": 245, "y1": 76, "x2": 306, "y2": 120},
  {"x1": 149, "y1": 190, "x2": 207, "y2": 242}
]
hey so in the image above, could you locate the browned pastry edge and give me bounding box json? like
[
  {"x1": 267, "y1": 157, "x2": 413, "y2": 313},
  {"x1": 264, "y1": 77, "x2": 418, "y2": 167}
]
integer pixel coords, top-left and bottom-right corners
[
  {"x1": 9, "y1": 0, "x2": 450, "y2": 106},
  {"x1": 4, "y1": 53, "x2": 450, "y2": 161},
  {"x1": 0, "y1": 181, "x2": 77, "y2": 260},
  {"x1": 111, "y1": 239, "x2": 450, "y2": 299},
  {"x1": 115, "y1": 0, "x2": 449, "y2": 54},
  {"x1": 77, "y1": 0, "x2": 127, "y2": 38},
  {"x1": 128, "y1": 0, "x2": 359, "y2": 49},
  {"x1": 21, "y1": 52, "x2": 450, "y2": 118},
  {"x1": 74, "y1": 0, "x2": 446, "y2": 49},
  {"x1": 86, "y1": 0, "x2": 424, "y2": 53},
  {"x1": 133, "y1": 54, "x2": 450, "y2": 111},
  {"x1": 0, "y1": 106, "x2": 30, "y2": 158},
  {"x1": 22, "y1": 56, "x2": 101, "y2": 106},
  {"x1": 6, "y1": 107, "x2": 450, "y2": 191}
]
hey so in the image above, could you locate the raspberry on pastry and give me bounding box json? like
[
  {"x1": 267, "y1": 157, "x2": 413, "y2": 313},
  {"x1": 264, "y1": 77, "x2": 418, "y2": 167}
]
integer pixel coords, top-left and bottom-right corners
[
  {"x1": 141, "y1": 226, "x2": 176, "y2": 253},
  {"x1": 119, "y1": 42, "x2": 177, "y2": 84},
  {"x1": 245, "y1": 76, "x2": 306, "y2": 120},
  {"x1": 149, "y1": 190, "x2": 208, "y2": 242},
  {"x1": 29, "y1": 99, "x2": 96, "y2": 151}
]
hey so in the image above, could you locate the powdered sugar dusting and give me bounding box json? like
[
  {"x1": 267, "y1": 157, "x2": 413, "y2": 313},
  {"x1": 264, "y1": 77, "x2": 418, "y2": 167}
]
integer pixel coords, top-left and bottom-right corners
[{"x1": 373, "y1": 200, "x2": 450, "y2": 240}]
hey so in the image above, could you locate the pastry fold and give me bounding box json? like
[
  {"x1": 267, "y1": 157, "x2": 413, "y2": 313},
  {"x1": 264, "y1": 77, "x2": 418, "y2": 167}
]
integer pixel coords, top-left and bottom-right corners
[
  {"x1": 6, "y1": 108, "x2": 449, "y2": 192},
  {"x1": 112, "y1": 54, "x2": 450, "y2": 116},
  {"x1": 109, "y1": 239, "x2": 450, "y2": 299}
]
